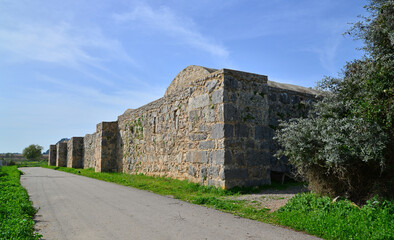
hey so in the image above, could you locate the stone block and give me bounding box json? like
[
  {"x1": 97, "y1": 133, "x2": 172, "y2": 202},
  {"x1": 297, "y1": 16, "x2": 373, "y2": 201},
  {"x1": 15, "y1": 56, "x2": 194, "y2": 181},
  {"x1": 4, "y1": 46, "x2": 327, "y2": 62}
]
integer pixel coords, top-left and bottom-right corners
[
  {"x1": 211, "y1": 124, "x2": 233, "y2": 139},
  {"x1": 188, "y1": 94, "x2": 210, "y2": 110},
  {"x1": 205, "y1": 80, "x2": 217, "y2": 93},
  {"x1": 212, "y1": 89, "x2": 224, "y2": 105},
  {"x1": 199, "y1": 140, "x2": 215, "y2": 150},
  {"x1": 235, "y1": 124, "x2": 249, "y2": 138},
  {"x1": 223, "y1": 76, "x2": 239, "y2": 89},
  {"x1": 224, "y1": 168, "x2": 249, "y2": 179},
  {"x1": 208, "y1": 166, "x2": 219, "y2": 177},
  {"x1": 211, "y1": 150, "x2": 225, "y2": 165},
  {"x1": 223, "y1": 104, "x2": 239, "y2": 121},
  {"x1": 189, "y1": 134, "x2": 207, "y2": 141},
  {"x1": 198, "y1": 124, "x2": 211, "y2": 132},
  {"x1": 200, "y1": 151, "x2": 210, "y2": 164},
  {"x1": 185, "y1": 151, "x2": 200, "y2": 163},
  {"x1": 246, "y1": 151, "x2": 270, "y2": 166},
  {"x1": 202, "y1": 108, "x2": 215, "y2": 122}
]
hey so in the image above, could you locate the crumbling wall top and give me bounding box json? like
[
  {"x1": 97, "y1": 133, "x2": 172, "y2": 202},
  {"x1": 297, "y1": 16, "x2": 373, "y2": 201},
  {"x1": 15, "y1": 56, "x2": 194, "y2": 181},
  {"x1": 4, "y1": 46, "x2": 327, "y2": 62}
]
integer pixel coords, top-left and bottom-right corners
[
  {"x1": 164, "y1": 65, "x2": 218, "y2": 97},
  {"x1": 267, "y1": 80, "x2": 320, "y2": 95}
]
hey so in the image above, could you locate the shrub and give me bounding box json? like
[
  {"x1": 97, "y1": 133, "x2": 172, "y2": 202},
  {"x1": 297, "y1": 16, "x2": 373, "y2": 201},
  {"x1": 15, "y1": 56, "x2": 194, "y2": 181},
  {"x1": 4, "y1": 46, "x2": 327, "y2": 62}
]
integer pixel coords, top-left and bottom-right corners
[{"x1": 275, "y1": 0, "x2": 393, "y2": 203}]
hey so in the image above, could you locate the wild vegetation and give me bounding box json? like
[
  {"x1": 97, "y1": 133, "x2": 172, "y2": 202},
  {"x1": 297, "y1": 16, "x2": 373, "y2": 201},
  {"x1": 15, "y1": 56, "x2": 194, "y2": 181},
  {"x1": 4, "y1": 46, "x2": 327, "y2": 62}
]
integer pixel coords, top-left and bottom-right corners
[
  {"x1": 0, "y1": 166, "x2": 41, "y2": 240},
  {"x1": 275, "y1": 0, "x2": 393, "y2": 203},
  {"x1": 277, "y1": 194, "x2": 393, "y2": 240}
]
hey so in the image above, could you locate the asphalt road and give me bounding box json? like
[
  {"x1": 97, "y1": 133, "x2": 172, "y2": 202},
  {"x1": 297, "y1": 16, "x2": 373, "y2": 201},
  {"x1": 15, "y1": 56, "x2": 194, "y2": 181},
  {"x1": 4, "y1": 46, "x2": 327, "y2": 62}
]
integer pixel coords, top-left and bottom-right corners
[{"x1": 20, "y1": 167, "x2": 319, "y2": 240}]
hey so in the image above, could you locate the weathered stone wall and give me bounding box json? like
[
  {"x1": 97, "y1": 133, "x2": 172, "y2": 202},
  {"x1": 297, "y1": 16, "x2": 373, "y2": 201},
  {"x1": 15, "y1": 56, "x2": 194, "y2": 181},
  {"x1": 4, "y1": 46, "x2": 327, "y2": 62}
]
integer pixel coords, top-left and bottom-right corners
[
  {"x1": 95, "y1": 121, "x2": 118, "y2": 172},
  {"x1": 50, "y1": 65, "x2": 320, "y2": 189},
  {"x1": 56, "y1": 142, "x2": 67, "y2": 167},
  {"x1": 67, "y1": 137, "x2": 84, "y2": 168},
  {"x1": 118, "y1": 68, "x2": 227, "y2": 187},
  {"x1": 219, "y1": 69, "x2": 271, "y2": 188},
  {"x1": 48, "y1": 144, "x2": 57, "y2": 166},
  {"x1": 83, "y1": 133, "x2": 97, "y2": 169}
]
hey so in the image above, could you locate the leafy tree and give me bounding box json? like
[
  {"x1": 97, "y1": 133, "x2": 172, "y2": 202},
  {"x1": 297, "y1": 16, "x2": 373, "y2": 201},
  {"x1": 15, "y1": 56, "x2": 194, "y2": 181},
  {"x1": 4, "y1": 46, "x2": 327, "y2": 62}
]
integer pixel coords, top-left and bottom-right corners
[
  {"x1": 22, "y1": 144, "x2": 43, "y2": 160},
  {"x1": 275, "y1": 0, "x2": 393, "y2": 203}
]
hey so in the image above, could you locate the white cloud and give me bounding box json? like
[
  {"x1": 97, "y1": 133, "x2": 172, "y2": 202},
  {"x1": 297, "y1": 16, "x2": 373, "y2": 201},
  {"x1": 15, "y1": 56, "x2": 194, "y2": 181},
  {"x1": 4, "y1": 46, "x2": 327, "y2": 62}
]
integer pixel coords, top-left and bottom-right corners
[
  {"x1": 0, "y1": 22, "x2": 134, "y2": 70},
  {"x1": 113, "y1": 3, "x2": 229, "y2": 58},
  {"x1": 36, "y1": 73, "x2": 163, "y2": 109}
]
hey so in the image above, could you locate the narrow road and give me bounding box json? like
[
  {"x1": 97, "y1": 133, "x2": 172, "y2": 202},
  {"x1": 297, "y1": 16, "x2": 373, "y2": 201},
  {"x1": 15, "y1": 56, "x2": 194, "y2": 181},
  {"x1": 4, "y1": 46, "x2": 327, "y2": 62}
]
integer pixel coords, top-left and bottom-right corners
[{"x1": 20, "y1": 167, "x2": 319, "y2": 240}]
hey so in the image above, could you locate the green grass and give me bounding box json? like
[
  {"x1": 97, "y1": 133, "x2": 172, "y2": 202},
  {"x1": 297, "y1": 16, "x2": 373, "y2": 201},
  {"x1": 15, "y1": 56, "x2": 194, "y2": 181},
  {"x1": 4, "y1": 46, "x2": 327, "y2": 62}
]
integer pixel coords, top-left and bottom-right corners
[
  {"x1": 0, "y1": 166, "x2": 41, "y2": 240},
  {"x1": 275, "y1": 193, "x2": 394, "y2": 240},
  {"x1": 43, "y1": 165, "x2": 393, "y2": 239},
  {"x1": 16, "y1": 160, "x2": 47, "y2": 168},
  {"x1": 2, "y1": 159, "x2": 47, "y2": 167}
]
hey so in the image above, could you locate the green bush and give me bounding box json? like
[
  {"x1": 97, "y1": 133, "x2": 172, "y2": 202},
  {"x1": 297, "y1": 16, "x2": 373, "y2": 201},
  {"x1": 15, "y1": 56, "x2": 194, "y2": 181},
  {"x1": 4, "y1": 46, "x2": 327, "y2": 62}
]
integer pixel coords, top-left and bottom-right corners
[
  {"x1": 0, "y1": 166, "x2": 41, "y2": 239},
  {"x1": 276, "y1": 193, "x2": 394, "y2": 240},
  {"x1": 275, "y1": 0, "x2": 393, "y2": 203}
]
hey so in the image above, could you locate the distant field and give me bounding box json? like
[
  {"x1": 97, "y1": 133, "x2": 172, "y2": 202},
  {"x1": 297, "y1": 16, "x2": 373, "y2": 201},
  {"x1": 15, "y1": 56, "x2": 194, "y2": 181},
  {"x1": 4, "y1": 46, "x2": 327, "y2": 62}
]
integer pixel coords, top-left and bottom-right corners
[{"x1": 0, "y1": 154, "x2": 48, "y2": 167}]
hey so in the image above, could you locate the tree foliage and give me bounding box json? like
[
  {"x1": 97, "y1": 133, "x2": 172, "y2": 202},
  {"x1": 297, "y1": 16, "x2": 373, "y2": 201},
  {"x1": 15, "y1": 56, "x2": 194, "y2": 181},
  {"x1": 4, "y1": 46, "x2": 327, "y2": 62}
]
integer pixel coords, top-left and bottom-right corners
[
  {"x1": 22, "y1": 145, "x2": 43, "y2": 160},
  {"x1": 275, "y1": 0, "x2": 393, "y2": 203}
]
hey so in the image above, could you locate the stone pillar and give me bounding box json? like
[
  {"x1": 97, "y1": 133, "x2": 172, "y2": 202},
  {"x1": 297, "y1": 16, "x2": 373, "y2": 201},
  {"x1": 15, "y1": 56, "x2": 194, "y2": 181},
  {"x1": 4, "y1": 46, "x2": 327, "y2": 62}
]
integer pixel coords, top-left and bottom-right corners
[
  {"x1": 67, "y1": 137, "x2": 84, "y2": 168},
  {"x1": 95, "y1": 121, "x2": 118, "y2": 172},
  {"x1": 48, "y1": 145, "x2": 57, "y2": 166},
  {"x1": 56, "y1": 142, "x2": 68, "y2": 167}
]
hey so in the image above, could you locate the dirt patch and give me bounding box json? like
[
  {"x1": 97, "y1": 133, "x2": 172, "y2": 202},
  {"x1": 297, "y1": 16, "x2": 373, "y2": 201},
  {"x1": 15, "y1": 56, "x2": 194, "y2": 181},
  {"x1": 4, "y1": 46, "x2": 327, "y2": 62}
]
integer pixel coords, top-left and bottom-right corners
[{"x1": 228, "y1": 185, "x2": 309, "y2": 212}]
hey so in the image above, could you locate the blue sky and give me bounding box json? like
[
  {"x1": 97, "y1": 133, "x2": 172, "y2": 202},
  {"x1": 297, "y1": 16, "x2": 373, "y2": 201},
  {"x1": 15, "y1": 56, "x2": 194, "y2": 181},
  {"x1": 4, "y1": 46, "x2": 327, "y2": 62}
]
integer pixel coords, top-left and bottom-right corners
[{"x1": 0, "y1": 0, "x2": 368, "y2": 153}]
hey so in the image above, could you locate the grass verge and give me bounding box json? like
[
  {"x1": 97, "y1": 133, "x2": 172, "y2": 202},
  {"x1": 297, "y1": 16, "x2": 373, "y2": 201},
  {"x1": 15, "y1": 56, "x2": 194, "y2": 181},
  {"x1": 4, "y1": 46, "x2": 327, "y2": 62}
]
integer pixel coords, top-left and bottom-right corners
[
  {"x1": 0, "y1": 166, "x2": 41, "y2": 239},
  {"x1": 43, "y1": 165, "x2": 393, "y2": 239},
  {"x1": 275, "y1": 193, "x2": 394, "y2": 240}
]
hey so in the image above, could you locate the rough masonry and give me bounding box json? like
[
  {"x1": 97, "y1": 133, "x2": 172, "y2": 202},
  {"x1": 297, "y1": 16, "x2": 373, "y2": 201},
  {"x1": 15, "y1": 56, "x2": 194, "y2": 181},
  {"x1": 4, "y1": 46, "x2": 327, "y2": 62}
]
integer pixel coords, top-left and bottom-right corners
[{"x1": 49, "y1": 66, "x2": 319, "y2": 189}]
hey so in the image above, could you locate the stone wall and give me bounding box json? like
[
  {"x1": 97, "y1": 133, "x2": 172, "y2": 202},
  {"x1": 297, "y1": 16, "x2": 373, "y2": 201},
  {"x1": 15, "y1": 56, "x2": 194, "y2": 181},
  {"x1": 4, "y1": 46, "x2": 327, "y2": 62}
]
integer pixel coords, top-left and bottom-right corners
[
  {"x1": 220, "y1": 69, "x2": 271, "y2": 188},
  {"x1": 56, "y1": 142, "x2": 67, "y2": 167},
  {"x1": 48, "y1": 144, "x2": 57, "y2": 166},
  {"x1": 67, "y1": 137, "x2": 84, "y2": 168},
  {"x1": 50, "y1": 65, "x2": 320, "y2": 189},
  {"x1": 118, "y1": 68, "x2": 227, "y2": 187},
  {"x1": 83, "y1": 133, "x2": 97, "y2": 169},
  {"x1": 95, "y1": 122, "x2": 118, "y2": 172}
]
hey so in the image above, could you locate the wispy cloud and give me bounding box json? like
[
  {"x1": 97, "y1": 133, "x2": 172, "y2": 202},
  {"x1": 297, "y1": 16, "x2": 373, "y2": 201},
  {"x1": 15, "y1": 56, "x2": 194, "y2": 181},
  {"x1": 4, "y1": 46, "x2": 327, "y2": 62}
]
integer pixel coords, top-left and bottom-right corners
[
  {"x1": 0, "y1": 22, "x2": 134, "y2": 70},
  {"x1": 36, "y1": 73, "x2": 163, "y2": 108},
  {"x1": 113, "y1": 3, "x2": 229, "y2": 58}
]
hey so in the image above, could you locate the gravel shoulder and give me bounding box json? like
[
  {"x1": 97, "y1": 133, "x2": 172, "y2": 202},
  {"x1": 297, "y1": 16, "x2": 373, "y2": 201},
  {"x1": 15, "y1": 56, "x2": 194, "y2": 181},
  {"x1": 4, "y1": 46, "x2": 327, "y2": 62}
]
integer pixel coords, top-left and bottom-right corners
[{"x1": 227, "y1": 185, "x2": 309, "y2": 212}]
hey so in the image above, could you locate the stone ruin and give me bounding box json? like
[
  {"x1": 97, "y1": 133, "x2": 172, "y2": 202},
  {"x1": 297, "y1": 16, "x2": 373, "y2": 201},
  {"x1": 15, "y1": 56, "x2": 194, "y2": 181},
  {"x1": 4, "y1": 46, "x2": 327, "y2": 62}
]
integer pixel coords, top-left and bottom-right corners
[{"x1": 48, "y1": 66, "x2": 319, "y2": 188}]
